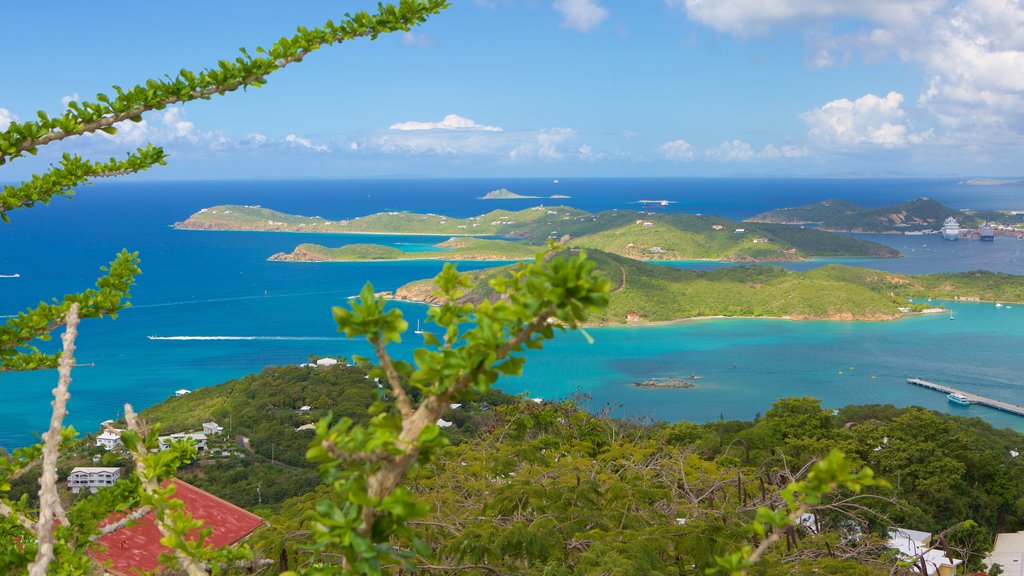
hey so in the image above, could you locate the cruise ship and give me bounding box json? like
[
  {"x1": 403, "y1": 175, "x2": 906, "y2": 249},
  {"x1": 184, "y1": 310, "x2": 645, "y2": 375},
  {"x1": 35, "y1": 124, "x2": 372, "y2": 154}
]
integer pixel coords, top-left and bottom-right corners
[
  {"x1": 941, "y1": 217, "x2": 961, "y2": 240},
  {"x1": 979, "y1": 222, "x2": 996, "y2": 241}
]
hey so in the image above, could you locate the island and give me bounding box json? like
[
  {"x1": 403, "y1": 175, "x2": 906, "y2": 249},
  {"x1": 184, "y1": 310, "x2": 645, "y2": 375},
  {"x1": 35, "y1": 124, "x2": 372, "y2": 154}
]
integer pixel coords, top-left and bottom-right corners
[
  {"x1": 177, "y1": 205, "x2": 900, "y2": 263},
  {"x1": 633, "y1": 378, "x2": 695, "y2": 389},
  {"x1": 748, "y1": 197, "x2": 1022, "y2": 233},
  {"x1": 480, "y1": 188, "x2": 541, "y2": 199},
  {"x1": 269, "y1": 238, "x2": 538, "y2": 262},
  {"x1": 394, "y1": 249, "x2": 1024, "y2": 325}
]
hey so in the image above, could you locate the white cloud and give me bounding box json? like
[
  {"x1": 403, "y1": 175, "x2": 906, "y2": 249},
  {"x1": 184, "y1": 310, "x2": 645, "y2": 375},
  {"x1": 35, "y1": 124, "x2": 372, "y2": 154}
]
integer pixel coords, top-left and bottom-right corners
[
  {"x1": 553, "y1": 0, "x2": 609, "y2": 32},
  {"x1": 242, "y1": 132, "x2": 268, "y2": 145},
  {"x1": 670, "y1": 0, "x2": 942, "y2": 36},
  {"x1": 400, "y1": 32, "x2": 435, "y2": 48},
  {"x1": 61, "y1": 93, "x2": 80, "y2": 107},
  {"x1": 675, "y1": 0, "x2": 1024, "y2": 148},
  {"x1": 389, "y1": 114, "x2": 502, "y2": 132},
  {"x1": 707, "y1": 140, "x2": 756, "y2": 161},
  {"x1": 285, "y1": 134, "x2": 330, "y2": 153},
  {"x1": 509, "y1": 128, "x2": 576, "y2": 160},
  {"x1": 706, "y1": 139, "x2": 809, "y2": 160},
  {"x1": 802, "y1": 91, "x2": 928, "y2": 149},
  {"x1": 657, "y1": 139, "x2": 695, "y2": 161},
  {"x1": 0, "y1": 107, "x2": 15, "y2": 131}
]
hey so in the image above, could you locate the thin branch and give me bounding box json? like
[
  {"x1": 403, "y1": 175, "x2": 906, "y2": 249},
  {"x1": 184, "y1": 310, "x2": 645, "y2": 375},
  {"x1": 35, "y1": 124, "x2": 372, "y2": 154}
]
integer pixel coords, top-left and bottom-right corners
[
  {"x1": 28, "y1": 302, "x2": 80, "y2": 576},
  {"x1": 93, "y1": 506, "x2": 153, "y2": 538},
  {"x1": 418, "y1": 564, "x2": 506, "y2": 575},
  {"x1": 0, "y1": 500, "x2": 37, "y2": 533},
  {"x1": 372, "y1": 337, "x2": 413, "y2": 418},
  {"x1": 320, "y1": 439, "x2": 390, "y2": 463},
  {"x1": 747, "y1": 503, "x2": 809, "y2": 566},
  {"x1": 125, "y1": 404, "x2": 209, "y2": 576}
]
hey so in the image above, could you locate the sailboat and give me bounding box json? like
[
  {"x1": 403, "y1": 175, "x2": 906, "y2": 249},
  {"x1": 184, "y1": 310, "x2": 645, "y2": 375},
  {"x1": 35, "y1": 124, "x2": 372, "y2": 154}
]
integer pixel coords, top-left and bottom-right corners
[{"x1": 414, "y1": 320, "x2": 424, "y2": 335}]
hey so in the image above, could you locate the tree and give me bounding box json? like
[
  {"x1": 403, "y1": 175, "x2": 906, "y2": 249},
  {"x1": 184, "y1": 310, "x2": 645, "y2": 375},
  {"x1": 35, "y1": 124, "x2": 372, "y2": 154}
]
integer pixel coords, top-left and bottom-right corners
[{"x1": 0, "y1": 2, "x2": 450, "y2": 574}]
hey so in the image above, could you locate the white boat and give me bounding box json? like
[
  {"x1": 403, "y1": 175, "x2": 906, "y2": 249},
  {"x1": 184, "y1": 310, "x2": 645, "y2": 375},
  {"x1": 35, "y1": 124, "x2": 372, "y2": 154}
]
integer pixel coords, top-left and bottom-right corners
[
  {"x1": 414, "y1": 320, "x2": 424, "y2": 335},
  {"x1": 941, "y1": 217, "x2": 961, "y2": 240},
  {"x1": 947, "y1": 393, "x2": 972, "y2": 406},
  {"x1": 996, "y1": 303, "x2": 1004, "y2": 308},
  {"x1": 0, "y1": 273, "x2": 20, "y2": 278}
]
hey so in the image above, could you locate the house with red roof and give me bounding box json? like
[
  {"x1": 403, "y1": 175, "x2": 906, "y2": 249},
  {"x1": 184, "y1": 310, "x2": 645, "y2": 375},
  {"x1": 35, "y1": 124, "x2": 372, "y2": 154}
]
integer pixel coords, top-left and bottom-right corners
[{"x1": 91, "y1": 479, "x2": 264, "y2": 575}]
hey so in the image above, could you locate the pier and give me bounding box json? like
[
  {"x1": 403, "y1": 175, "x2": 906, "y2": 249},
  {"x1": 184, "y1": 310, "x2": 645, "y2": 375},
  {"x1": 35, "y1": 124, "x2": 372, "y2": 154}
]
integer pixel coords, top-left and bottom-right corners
[{"x1": 907, "y1": 378, "x2": 1024, "y2": 417}]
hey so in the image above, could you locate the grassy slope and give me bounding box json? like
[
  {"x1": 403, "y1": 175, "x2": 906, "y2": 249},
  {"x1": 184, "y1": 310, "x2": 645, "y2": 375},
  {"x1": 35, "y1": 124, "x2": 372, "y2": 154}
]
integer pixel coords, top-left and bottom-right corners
[{"x1": 397, "y1": 250, "x2": 1024, "y2": 324}]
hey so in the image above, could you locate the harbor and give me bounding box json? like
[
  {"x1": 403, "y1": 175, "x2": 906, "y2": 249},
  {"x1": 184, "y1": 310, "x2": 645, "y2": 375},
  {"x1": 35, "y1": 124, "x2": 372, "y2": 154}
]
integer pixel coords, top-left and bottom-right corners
[{"x1": 907, "y1": 378, "x2": 1024, "y2": 417}]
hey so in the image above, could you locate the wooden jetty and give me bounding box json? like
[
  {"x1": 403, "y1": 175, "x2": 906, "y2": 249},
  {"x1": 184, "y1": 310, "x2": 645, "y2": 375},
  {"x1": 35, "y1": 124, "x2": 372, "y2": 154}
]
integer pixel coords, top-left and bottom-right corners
[{"x1": 907, "y1": 378, "x2": 1024, "y2": 417}]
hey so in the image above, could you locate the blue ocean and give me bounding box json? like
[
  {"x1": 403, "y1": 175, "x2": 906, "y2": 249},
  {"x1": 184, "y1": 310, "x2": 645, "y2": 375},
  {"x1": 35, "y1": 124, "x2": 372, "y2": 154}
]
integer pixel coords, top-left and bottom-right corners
[{"x1": 2, "y1": 178, "x2": 1024, "y2": 448}]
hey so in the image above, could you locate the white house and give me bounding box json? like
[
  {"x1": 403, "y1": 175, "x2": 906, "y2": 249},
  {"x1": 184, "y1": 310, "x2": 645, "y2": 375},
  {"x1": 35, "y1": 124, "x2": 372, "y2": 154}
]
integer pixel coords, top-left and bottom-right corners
[
  {"x1": 158, "y1": 432, "x2": 208, "y2": 452},
  {"x1": 986, "y1": 531, "x2": 1024, "y2": 576},
  {"x1": 202, "y1": 422, "x2": 224, "y2": 435},
  {"x1": 95, "y1": 429, "x2": 124, "y2": 451},
  {"x1": 68, "y1": 467, "x2": 121, "y2": 494},
  {"x1": 315, "y1": 357, "x2": 339, "y2": 367},
  {"x1": 887, "y1": 528, "x2": 962, "y2": 576},
  {"x1": 174, "y1": 389, "x2": 191, "y2": 397}
]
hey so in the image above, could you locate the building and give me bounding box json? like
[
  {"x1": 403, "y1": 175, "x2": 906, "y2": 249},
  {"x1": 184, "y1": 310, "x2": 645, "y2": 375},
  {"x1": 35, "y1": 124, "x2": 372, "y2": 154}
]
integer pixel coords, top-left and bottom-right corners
[
  {"x1": 91, "y1": 479, "x2": 264, "y2": 576},
  {"x1": 734, "y1": 228, "x2": 746, "y2": 234},
  {"x1": 202, "y1": 422, "x2": 224, "y2": 435},
  {"x1": 986, "y1": 531, "x2": 1024, "y2": 576},
  {"x1": 174, "y1": 389, "x2": 191, "y2": 397},
  {"x1": 887, "y1": 528, "x2": 962, "y2": 576},
  {"x1": 67, "y1": 467, "x2": 121, "y2": 494},
  {"x1": 158, "y1": 432, "x2": 208, "y2": 452},
  {"x1": 712, "y1": 224, "x2": 724, "y2": 230},
  {"x1": 95, "y1": 429, "x2": 124, "y2": 451},
  {"x1": 315, "y1": 357, "x2": 339, "y2": 367}
]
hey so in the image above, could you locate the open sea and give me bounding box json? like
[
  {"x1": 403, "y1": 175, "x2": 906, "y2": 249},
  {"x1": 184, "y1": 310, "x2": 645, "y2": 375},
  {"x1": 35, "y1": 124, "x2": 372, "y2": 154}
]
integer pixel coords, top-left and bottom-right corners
[{"x1": 2, "y1": 177, "x2": 1024, "y2": 449}]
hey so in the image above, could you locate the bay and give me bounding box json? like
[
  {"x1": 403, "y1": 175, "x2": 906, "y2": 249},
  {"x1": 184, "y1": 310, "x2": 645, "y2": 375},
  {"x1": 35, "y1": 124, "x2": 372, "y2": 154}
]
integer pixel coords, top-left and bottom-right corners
[{"x1": 1, "y1": 177, "x2": 1023, "y2": 448}]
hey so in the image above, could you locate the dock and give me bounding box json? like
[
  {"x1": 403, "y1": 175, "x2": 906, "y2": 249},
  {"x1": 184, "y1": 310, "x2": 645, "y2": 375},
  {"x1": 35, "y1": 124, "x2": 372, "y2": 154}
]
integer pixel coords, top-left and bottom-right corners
[{"x1": 907, "y1": 378, "x2": 1024, "y2": 417}]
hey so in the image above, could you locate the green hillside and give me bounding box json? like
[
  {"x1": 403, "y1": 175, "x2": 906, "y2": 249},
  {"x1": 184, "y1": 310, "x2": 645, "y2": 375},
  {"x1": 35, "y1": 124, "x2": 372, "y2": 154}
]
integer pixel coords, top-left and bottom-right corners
[
  {"x1": 178, "y1": 204, "x2": 900, "y2": 261},
  {"x1": 396, "y1": 250, "x2": 1024, "y2": 324},
  {"x1": 750, "y1": 197, "x2": 1022, "y2": 233},
  {"x1": 748, "y1": 199, "x2": 863, "y2": 224}
]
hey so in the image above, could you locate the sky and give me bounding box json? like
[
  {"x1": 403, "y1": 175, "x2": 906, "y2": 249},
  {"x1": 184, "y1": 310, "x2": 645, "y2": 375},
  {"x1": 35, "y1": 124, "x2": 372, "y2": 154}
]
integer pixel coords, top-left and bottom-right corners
[{"x1": 1, "y1": 0, "x2": 1023, "y2": 179}]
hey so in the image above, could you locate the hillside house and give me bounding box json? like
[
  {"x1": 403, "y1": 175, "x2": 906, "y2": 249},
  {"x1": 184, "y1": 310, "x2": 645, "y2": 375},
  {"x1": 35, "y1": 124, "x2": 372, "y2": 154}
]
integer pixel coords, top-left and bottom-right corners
[
  {"x1": 174, "y1": 389, "x2": 191, "y2": 397},
  {"x1": 95, "y1": 429, "x2": 124, "y2": 451},
  {"x1": 888, "y1": 528, "x2": 962, "y2": 576},
  {"x1": 712, "y1": 224, "x2": 724, "y2": 230},
  {"x1": 626, "y1": 313, "x2": 641, "y2": 322},
  {"x1": 734, "y1": 228, "x2": 746, "y2": 234},
  {"x1": 68, "y1": 467, "x2": 120, "y2": 494},
  {"x1": 203, "y1": 422, "x2": 224, "y2": 435},
  {"x1": 158, "y1": 432, "x2": 208, "y2": 452},
  {"x1": 986, "y1": 531, "x2": 1024, "y2": 576},
  {"x1": 91, "y1": 480, "x2": 263, "y2": 576}
]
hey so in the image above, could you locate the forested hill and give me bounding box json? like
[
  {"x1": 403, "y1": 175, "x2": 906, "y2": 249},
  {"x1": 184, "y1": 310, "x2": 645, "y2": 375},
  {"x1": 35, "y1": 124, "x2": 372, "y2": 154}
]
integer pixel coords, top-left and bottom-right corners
[
  {"x1": 178, "y1": 204, "x2": 900, "y2": 262},
  {"x1": 749, "y1": 197, "x2": 1021, "y2": 232},
  {"x1": 396, "y1": 249, "x2": 1024, "y2": 324},
  {"x1": 65, "y1": 363, "x2": 1024, "y2": 575}
]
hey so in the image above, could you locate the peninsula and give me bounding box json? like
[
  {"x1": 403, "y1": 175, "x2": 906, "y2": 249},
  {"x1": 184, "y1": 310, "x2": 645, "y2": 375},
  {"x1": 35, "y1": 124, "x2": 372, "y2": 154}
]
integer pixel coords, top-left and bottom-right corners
[
  {"x1": 748, "y1": 197, "x2": 1021, "y2": 233},
  {"x1": 395, "y1": 249, "x2": 1024, "y2": 325},
  {"x1": 177, "y1": 205, "x2": 899, "y2": 262},
  {"x1": 269, "y1": 238, "x2": 537, "y2": 262}
]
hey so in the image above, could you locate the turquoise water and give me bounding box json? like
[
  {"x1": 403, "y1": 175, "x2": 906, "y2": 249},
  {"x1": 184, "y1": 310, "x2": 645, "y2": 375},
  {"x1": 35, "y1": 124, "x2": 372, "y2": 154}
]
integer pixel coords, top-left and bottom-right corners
[{"x1": 2, "y1": 178, "x2": 1023, "y2": 448}]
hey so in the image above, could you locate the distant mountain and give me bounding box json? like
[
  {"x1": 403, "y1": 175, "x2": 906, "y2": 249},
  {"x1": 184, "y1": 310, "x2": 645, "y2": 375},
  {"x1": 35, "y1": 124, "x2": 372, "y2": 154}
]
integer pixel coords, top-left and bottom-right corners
[
  {"x1": 750, "y1": 197, "x2": 1021, "y2": 233},
  {"x1": 747, "y1": 199, "x2": 862, "y2": 224}
]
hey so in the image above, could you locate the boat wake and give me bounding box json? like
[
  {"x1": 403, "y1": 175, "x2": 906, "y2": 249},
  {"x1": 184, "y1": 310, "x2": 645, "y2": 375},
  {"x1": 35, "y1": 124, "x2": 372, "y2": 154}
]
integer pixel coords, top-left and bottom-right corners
[
  {"x1": 132, "y1": 290, "x2": 340, "y2": 309},
  {"x1": 148, "y1": 335, "x2": 347, "y2": 341},
  {"x1": 0, "y1": 274, "x2": 20, "y2": 278}
]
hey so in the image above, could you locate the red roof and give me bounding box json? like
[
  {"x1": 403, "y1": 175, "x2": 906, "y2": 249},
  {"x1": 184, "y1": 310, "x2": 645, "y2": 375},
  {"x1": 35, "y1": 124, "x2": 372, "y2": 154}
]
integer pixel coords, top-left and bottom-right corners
[{"x1": 91, "y1": 479, "x2": 263, "y2": 575}]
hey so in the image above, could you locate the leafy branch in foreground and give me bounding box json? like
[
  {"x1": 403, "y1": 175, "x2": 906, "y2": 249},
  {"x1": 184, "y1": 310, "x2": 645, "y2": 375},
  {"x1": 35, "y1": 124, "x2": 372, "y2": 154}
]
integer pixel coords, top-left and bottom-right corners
[
  {"x1": 0, "y1": 250, "x2": 140, "y2": 372},
  {"x1": 0, "y1": 146, "x2": 167, "y2": 221},
  {"x1": 0, "y1": 0, "x2": 449, "y2": 168},
  {"x1": 303, "y1": 246, "x2": 610, "y2": 573}
]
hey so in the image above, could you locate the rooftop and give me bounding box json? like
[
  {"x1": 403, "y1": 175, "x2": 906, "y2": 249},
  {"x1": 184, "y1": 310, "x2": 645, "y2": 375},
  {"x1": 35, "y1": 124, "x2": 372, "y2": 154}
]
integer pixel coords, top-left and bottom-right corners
[{"x1": 91, "y1": 479, "x2": 263, "y2": 575}]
